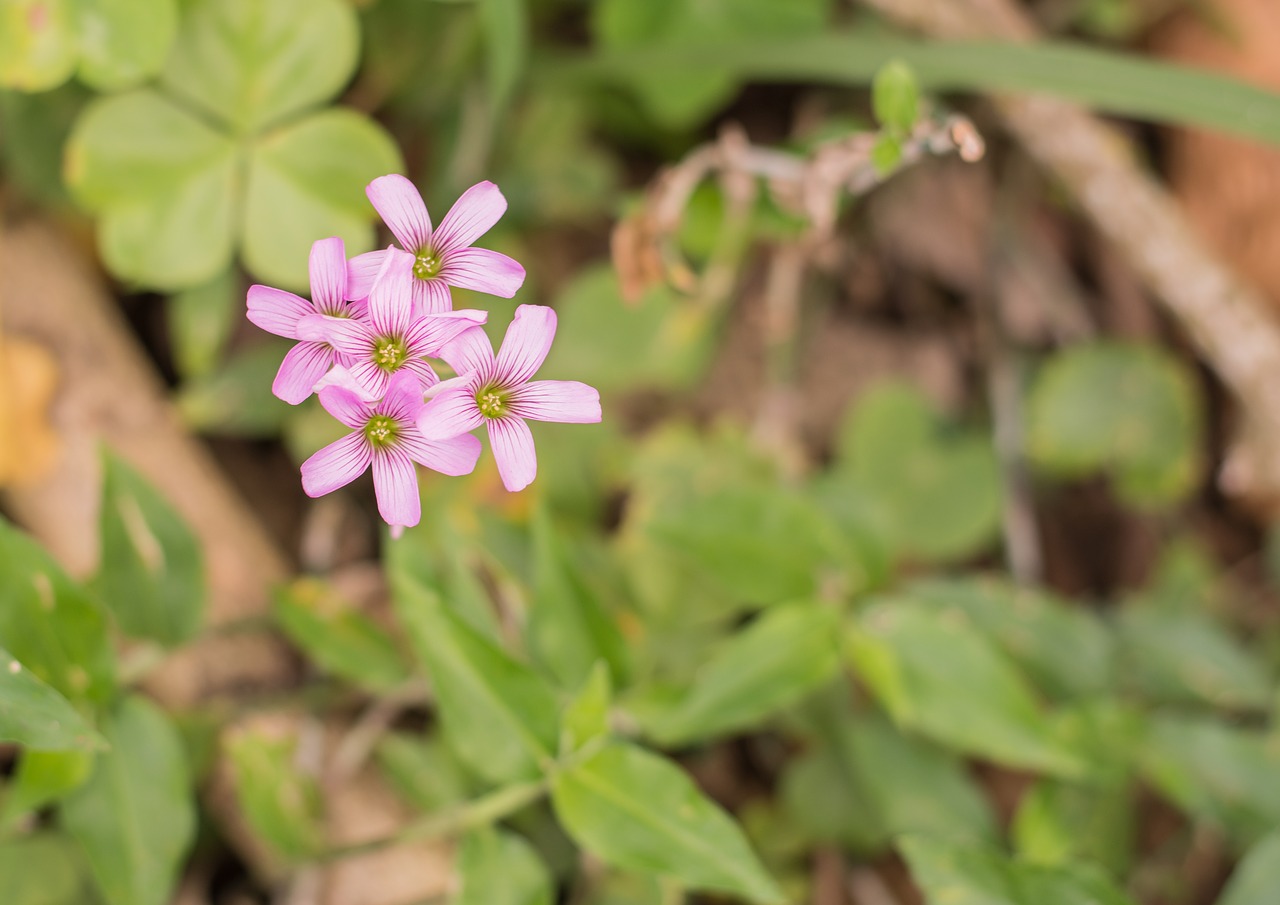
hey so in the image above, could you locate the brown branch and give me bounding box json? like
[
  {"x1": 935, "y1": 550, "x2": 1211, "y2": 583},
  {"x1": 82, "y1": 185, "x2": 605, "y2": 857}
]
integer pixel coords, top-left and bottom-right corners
[{"x1": 860, "y1": 0, "x2": 1280, "y2": 512}]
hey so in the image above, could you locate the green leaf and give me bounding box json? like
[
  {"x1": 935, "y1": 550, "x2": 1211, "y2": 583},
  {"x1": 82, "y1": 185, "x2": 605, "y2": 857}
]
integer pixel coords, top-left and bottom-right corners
[
  {"x1": 65, "y1": 89, "x2": 237, "y2": 289},
  {"x1": 242, "y1": 108, "x2": 403, "y2": 290},
  {"x1": 95, "y1": 450, "x2": 205, "y2": 647},
  {"x1": 904, "y1": 577, "x2": 1115, "y2": 701},
  {"x1": 0, "y1": 649, "x2": 101, "y2": 751},
  {"x1": 1027, "y1": 342, "x2": 1201, "y2": 506},
  {"x1": 872, "y1": 59, "x2": 918, "y2": 134},
  {"x1": 870, "y1": 133, "x2": 902, "y2": 175},
  {"x1": 169, "y1": 269, "x2": 239, "y2": 380},
  {"x1": 1116, "y1": 604, "x2": 1271, "y2": 712},
  {"x1": 1217, "y1": 831, "x2": 1280, "y2": 905},
  {"x1": 849, "y1": 600, "x2": 1084, "y2": 776},
  {"x1": 560, "y1": 32, "x2": 1280, "y2": 148},
  {"x1": 1012, "y1": 780, "x2": 1135, "y2": 876},
  {"x1": 1138, "y1": 714, "x2": 1280, "y2": 846},
  {"x1": 562, "y1": 662, "x2": 613, "y2": 755},
  {"x1": 529, "y1": 507, "x2": 628, "y2": 689},
  {"x1": 160, "y1": 0, "x2": 359, "y2": 134},
  {"x1": 640, "y1": 602, "x2": 841, "y2": 745},
  {"x1": 0, "y1": 0, "x2": 76, "y2": 91},
  {"x1": 75, "y1": 0, "x2": 178, "y2": 91},
  {"x1": 552, "y1": 742, "x2": 783, "y2": 904},
  {"x1": 62, "y1": 696, "x2": 195, "y2": 905},
  {"x1": 828, "y1": 382, "x2": 1002, "y2": 563},
  {"x1": 274, "y1": 578, "x2": 410, "y2": 693},
  {"x1": 0, "y1": 748, "x2": 95, "y2": 827},
  {"x1": 225, "y1": 728, "x2": 324, "y2": 867},
  {"x1": 479, "y1": 0, "x2": 527, "y2": 125},
  {"x1": 393, "y1": 577, "x2": 559, "y2": 783},
  {"x1": 176, "y1": 340, "x2": 294, "y2": 435},
  {"x1": 456, "y1": 827, "x2": 554, "y2": 905},
  {"x1": 0, "y1": 517, "x2": 115, "y2": 704},
  {"x1": 0, "y1": 833, "x2": 96, "y2": 905},
  {"x1": 375, "y1": 731, "x2": 473, "y2": 813}
]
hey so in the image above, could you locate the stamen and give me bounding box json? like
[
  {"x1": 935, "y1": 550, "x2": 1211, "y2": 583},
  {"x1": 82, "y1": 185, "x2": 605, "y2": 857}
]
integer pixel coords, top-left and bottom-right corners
[
  {"x1": 374, "y1": 338, "x2": 407, "y2": 370},
  {"x1": 476, "y1": 387, "x2": 508, "y2": 418},
  {"x1": 364, "y1": 414, "x2": 399, "y2": 449},
  {"x1": 413, "y1": 250, "x2": 442, "y2": 280}
]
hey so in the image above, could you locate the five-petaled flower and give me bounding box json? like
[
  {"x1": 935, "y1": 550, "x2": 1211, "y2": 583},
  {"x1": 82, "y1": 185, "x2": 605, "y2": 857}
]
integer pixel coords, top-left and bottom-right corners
[
  {"x1": 246, "y1": 237, "x2": 361, "y2": 405},
  {"x1": 348, "y1": 175, "x2": 526, "y2": 315},
  {"x1": 301, "y1": 371, "x2": 481, "y2": 530},
  {"x1": 417, "y1": 305, "x2": 601, "y2": 492},
  {"x1": 300, "y1": 251, "x2": 487, "y2": 401}
]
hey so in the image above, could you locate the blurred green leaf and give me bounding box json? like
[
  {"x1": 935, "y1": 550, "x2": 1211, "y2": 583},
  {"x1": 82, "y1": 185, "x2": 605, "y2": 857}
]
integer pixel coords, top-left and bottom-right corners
[
  {"x1": 562, "y1": 662, "x2": 612, "y2": 755},
  {"x1": 0, "y1": 833, "x2": 96, "y2": 905},
  {"x1": 95, "y1": 451, "x2": 205, "y2": 647},
  {"x1": 1217, "y1": 831, "x2": 1280, "y2": 905},
  {"x1": 376, "y1": 731, "x2": 473, "y2": 813},
  {"x1": 870, "y1": 133, "x2": 903, "y2": 175},
  {"x1": 849, "y1": 600, "x2": 1084, "y2": 776},
  {"x1": 1138, "y1": 714, "x2": 1280, "y2": 846},
  {"x1": 394, "y1": 577, "x2": 559, "y2": 783},
  {"x1": 456, "y1": 826, "x2": 554, "y2": 905},
  {"x1": 552, "y1": 742, "x2": 783, "y2": 904},
  {"x1": 0, "y1": 517, "x2": 115, "y2": 704},
  {"x1": 1012, "y1": 779, "x2": 1135, "y2": 876},
  {"x1": 0, "y1": 0, "x2": 76, "y2": 91},
  {"x1": 1027, "y1": 342, "x2": 1201, "y2": 506},
  {"x1": 638, "y1": 602, "x2": 842, "y2": 746},
  {"x1": 177, "y1": 340, "x2": 294, "y2": 435},
  {"x1": 160, "y1": 0, "x2": 358, "y2": 135},
  {"x1": 1116, "y1": 604, "x2": 1271, "y2": 712},
  {"x1": 872, "y1": 59, "x2": 919, "y2": 134},
  {"x1": 0, "y1": 83, "x2": 86, "y2": 205},
  {"x1": 0, "y1": 648, "x2": 101, "y2": 752},
  {"x1": 226, "y1": 729, "x2": 324, "y2": 868},
  {"x1": 169, "y1": 270, "x2": 239, "y2": 380},
  {"x1": 479, "y1": 0, "x2": 527, "y2": 126},
  {"x1": 0, "y1": 748, "x2": 95, "y2": 827},
  {"x1": 900, "y1": 835, "x2": 1136, "y2": 905},
  {"x1": 76, "y1": 0, "x2": 177, "y2": 91},
  {"x1": 62, "y1": 696, "x2": 195, "y2": 905},
  {"x1": 905, "y1": 577, "x2": 1115, "y2": 701},
  {"x1": 274, "y1": 578, "x2": 410, "y2": 693},
  {"x1": 529, "y1": 507, "x2": 629, "y2": 689},
  {"x1": 827, "y1": 382, "x2": 1002, "y2": 563}
]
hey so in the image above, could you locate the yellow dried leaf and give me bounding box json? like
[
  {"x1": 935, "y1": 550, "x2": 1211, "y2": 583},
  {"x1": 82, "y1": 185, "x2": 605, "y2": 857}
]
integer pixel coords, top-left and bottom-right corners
[{"x1": 0, "y1": 335, "x2": 61, "y2": 486}]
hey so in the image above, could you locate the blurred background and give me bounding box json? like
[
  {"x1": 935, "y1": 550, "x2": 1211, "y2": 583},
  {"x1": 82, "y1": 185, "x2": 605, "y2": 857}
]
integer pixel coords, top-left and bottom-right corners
[{"x1": 7, "y1": 1, "x2": 1280, "y2": 904}]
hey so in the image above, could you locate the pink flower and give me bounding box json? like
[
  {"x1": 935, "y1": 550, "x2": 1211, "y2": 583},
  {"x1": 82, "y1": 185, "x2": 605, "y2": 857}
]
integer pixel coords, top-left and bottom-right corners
[
  {"x1": 347, "y1": 176, "x2": 526, "y2": 314},
  {"x1": 416, "y1": 305, "x2": 601, "y2": 492},
  {"x1": 300, "y1": 250, "x2": 487, "y2": 401},
  {"x1": 301, "y1": 371, "x2": 482, "y2": 529},
  {"x1": 246, "y1": 237, "x2": 361, "y2": 404}
]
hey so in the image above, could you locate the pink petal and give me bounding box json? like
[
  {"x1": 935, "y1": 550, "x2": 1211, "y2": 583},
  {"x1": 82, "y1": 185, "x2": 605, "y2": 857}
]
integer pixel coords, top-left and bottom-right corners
[
  {"x1": 366, "y1": 174, "x2": 433, "y2": 252},
  {"x1": 512, "y1": 380, "x2": 601, "y2": 424},
  {"x1": 347, "y1": 360, "x2": 390, "y2": 400},
  {"x1": 399, "y1": 427, "x2": 481, "y2": 476},
  {"x1": 372, "y1": 448, "x2": 421, "y2": 528},
  {"x1": 405, "y1": 309, "x2": 488, "y2": 358},
  {"x1": 416, "y1": 388, "x2": 484, "y2": 440},
  {"x1": 273, "y1": 341, "x2": 334, "y2": 405},
  {"x1": 309, "y1": 237, "x2": 348, "y2": 313},
  {"x1": 412, "y1": 276, "x2": 453, "y2": 315},
  {"x1": 317, "y1": 383, "x2": 373, "y2": 429},
  {"x1": 297, "y1": 313, "x2": 372, "y2": 360},
  {"x1": 368, "y1": 249, "x2": 417, "y2": 337},
  {"x1": 346, "y1": 250, "x2": 386, "y2": 301},
  {"x1": 442, "y1": 247, "x2": 526, "y2": 298},
  {"x1": 488, "y1": 416, "x2": 537, "y2": 492},
  {"x1": 313, "y1": 365, "x2": 379, "y2": 402},
  {"x1": 301, "y1": 432, "x2": 372, "y2": 497},
  {"x1": 379, "y1": 371, "x2": 426, "y2": 422},
  {"x1": 432, "y1": 181, "x2": 507, "y2": 253},
  {"x1": 400, "y1": 357, "x2": 440, "y2": 391},
  {"x1": 495, "y1": 304, "x2": 556, "y2": 386},
  {"x1": 439, "y1": 326, "x2": 495, "y2": 379},
  {"x1": 247, "y1": 285, "x2": 312, "y2": 338},
  {"x1": 427, "y1": 374, "x2": 476, "y2": 397}
]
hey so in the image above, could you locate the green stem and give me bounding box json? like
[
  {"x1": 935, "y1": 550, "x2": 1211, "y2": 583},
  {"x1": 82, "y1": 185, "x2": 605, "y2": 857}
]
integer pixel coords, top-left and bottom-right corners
[{"x1": 318, "y1": 778, "x2": 548, "y2": 862}]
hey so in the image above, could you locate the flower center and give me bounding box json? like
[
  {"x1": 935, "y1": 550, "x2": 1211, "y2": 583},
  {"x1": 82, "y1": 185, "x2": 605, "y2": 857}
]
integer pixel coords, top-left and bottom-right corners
[
  {"x1": 476, "y1": 385, "x2": 510, "y2": 419},
  {"x1": 413, "y1": 249, "x2": 442, "y2": 280},
  {"x1": 363, "y1": 414, "x2": 399, "y2": 449},
  {"x1": 373, "y1": 336, "x2": 408, "y2": 371}
]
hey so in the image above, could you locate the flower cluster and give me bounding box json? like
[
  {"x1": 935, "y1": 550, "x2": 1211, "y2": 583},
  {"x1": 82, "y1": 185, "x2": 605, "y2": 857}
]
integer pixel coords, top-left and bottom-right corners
[{"x1": 245, "y1": 175, "x2": 602, "y2": 532}]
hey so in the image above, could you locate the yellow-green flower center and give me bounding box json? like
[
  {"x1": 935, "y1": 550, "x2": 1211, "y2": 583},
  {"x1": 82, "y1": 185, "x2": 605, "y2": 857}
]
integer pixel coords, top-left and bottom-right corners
[
  {"x1": 363, "y1": 414, "x2": 399, "y2": 449},
  {"x1": 413, "y1": 249, "x2": 442, "y2": 280},
  {"x1": 374, "y1": 337, "x2": 408, "y2": 371},
  {"x1": 476, "y1": 385, "x2": 510, "y2": 419}
]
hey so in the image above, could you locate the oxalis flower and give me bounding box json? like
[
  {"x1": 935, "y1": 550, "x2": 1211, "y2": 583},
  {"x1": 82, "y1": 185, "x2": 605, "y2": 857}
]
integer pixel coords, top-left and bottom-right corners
[
  {"x1": 417, "y1": 305, "x2": 601, "y2": 492},
  {"x1": 246, "y1": 237, "x2": 362, "y2": 405},
  {"x1": 300, "y1": 251, "x2": 487, "y2": 400},
  {"x1": 347, "y1": 175, "x2": 526, "y2": 314},
  {"x1": 301, "y1": 370, "x2": 482, "y2": 531}
]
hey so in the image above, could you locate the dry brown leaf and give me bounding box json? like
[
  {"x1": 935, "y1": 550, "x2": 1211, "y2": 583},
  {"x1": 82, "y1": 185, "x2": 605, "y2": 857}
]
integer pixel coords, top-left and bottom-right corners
[{"x1": 0, "y1": 334, "x2": 61, "y2": 487}]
